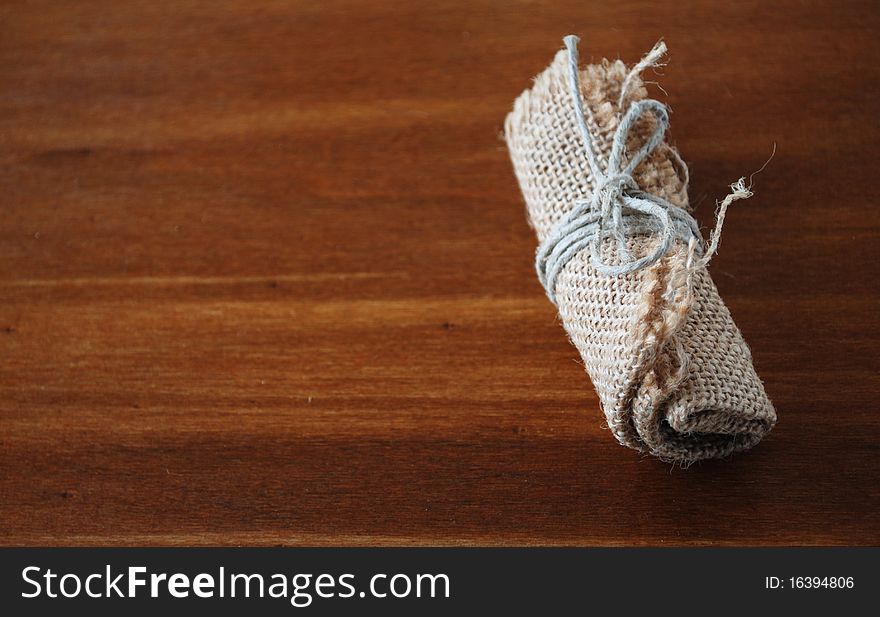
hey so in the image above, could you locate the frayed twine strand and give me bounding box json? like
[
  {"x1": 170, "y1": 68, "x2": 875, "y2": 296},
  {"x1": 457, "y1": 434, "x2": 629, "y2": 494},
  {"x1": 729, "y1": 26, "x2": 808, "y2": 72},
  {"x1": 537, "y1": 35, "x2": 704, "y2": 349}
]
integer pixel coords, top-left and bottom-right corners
[
  {"x1": 688, "y1": 143, "x2": 776, "y2": 272},
  {"x1": 619, "y1": 39, "x2": 667, "y2": 109}
]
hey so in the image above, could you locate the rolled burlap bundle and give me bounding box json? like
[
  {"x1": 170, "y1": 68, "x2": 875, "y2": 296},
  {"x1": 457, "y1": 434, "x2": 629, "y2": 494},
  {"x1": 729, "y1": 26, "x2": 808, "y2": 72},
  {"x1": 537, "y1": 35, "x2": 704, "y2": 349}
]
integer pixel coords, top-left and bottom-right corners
[{"x1": 504, "y1": 36, "x2": 776, "y2": 464}]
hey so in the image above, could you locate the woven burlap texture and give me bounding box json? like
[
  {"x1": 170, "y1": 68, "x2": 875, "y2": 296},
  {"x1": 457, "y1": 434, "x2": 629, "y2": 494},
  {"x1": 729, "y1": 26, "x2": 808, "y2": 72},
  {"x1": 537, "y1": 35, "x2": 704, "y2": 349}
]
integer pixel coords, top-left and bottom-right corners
[{"x1": 504, "y1": 47, "x2": 776, "y2": 463}]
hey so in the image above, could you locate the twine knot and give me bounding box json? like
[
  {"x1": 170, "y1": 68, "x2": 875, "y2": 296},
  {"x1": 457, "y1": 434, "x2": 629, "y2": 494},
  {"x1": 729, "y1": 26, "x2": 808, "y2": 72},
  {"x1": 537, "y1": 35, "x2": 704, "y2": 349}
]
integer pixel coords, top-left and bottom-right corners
[
  {"x1": 536, "y1": 35, "x2": 755, "y2": 304},
  {"x1": 593, "y1": 173, "x2": 638, "y2": 211}
]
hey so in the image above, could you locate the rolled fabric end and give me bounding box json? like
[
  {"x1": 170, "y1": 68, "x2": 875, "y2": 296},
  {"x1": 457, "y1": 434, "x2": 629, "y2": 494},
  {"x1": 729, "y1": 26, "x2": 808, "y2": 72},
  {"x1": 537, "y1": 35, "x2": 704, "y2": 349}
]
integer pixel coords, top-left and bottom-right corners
[{"x1": 504, "y1": 41, "x2": 776, "y2": 464}]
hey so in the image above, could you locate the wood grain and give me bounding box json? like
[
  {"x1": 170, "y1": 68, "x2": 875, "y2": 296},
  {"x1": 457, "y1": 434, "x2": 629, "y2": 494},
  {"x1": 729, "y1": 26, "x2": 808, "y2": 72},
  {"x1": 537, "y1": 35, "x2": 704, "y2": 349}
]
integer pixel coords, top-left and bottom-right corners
[{"x1": 1, "y1": 0, "x2": 878, "y2": 546}]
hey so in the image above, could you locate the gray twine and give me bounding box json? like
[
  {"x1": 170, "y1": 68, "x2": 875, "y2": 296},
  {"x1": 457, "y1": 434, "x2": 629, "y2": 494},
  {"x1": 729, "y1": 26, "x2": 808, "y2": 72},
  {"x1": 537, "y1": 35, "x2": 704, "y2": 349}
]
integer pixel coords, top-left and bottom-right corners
[{"x1": 536, "y1": 35, "x2": 752, "y2": 305}]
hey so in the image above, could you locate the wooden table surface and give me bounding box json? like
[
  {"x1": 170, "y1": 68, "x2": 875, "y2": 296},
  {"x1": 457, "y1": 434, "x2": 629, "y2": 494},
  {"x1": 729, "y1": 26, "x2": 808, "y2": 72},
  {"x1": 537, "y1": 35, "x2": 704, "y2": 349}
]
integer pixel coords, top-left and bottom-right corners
[{"x1": 1, "y1": 0, "x2": 878, "y2": 546}]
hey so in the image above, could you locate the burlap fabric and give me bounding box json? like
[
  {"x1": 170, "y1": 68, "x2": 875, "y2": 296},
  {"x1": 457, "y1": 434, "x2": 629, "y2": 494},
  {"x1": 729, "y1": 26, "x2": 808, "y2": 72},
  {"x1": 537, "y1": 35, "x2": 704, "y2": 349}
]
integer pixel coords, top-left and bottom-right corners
[{"x1": 504, "y1": 42, "x2": 776, "y2": 463}]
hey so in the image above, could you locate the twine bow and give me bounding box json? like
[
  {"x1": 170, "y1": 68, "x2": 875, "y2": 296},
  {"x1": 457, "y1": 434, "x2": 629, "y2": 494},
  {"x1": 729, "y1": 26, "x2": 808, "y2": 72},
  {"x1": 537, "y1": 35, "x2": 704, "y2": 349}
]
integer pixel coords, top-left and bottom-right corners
[{"x1": 536, "y1": 35, "x2": 753, "y2": 304}]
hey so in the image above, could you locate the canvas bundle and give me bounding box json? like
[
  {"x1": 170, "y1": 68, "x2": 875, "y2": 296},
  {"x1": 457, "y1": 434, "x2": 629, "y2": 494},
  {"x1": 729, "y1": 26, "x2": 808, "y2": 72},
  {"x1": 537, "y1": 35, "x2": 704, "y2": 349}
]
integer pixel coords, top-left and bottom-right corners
[{"x1": 504, "y1": 36, "x2": 776, "y2": 464}]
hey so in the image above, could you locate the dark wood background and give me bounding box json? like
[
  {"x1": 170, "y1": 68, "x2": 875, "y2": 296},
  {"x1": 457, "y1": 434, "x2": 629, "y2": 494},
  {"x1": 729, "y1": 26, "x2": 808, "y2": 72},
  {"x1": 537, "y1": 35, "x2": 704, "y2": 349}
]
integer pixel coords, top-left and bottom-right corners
[{"x1": 1, "y1": 0, "x2": 878, "y2": 546}]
